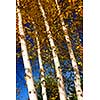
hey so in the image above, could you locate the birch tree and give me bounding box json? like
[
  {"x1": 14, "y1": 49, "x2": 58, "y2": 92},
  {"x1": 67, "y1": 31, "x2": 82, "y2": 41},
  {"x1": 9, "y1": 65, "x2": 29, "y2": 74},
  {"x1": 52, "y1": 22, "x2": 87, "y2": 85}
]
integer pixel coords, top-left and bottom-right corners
[
  {"x1": 32, "y1": 22, "x2": 48, "y2": 100},
  {"x1": 38, "y1": 0, "x2": 67, "y2": 100},
  {"x1": 16, "y1": 0, "x2": 83, "y2": 99},
  {"x1": 36, "y1": 35, "x2": 47, "y2": 100},
  {"x1": 54, "y1": 0, "x2": 83, "y2": 100},
  {"x1": 17, "y1": 0, "x2": 38, "y2": 100}
]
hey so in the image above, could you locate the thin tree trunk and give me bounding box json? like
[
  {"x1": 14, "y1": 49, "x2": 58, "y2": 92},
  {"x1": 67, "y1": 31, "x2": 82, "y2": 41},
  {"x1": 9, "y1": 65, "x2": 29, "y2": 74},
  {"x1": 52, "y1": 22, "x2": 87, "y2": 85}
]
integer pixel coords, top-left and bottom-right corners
[
  {"x1": 17, "y1": 1, "x2": 38, "y2": 100},
  {"x1": 35, "y1": 27, "x2": 47, "y2": 100},
  {"x1": 54, "y1": 0, "x2": 83, "y2": 100},
  {"x1": 38, "y1": 0, "x2": 67, "y2": 100}
]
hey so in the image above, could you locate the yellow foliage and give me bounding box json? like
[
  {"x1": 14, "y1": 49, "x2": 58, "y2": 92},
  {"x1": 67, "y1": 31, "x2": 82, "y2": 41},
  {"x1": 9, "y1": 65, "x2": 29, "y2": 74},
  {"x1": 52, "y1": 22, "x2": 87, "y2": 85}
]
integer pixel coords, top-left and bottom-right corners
[
  {"x1": 78, "y1": 62, "x2": 82, "y2": 66},
  {"x1": 76, "y1": 46, "x2": 80, "y2": 49}
]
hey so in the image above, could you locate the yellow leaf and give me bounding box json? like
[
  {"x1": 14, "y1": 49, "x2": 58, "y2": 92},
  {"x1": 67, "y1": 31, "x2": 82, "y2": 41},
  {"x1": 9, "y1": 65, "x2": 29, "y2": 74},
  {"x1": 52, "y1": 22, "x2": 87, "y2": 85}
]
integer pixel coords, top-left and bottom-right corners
[
  {"x1": 76, "y1": 46, "x2": 80, "y2": 49},
  {"x1": 29, "y1": 56, "x2": 32, "y2": 59},
  {"x1": 78, "y1": 62, "x2": 82, "y2": 66}
]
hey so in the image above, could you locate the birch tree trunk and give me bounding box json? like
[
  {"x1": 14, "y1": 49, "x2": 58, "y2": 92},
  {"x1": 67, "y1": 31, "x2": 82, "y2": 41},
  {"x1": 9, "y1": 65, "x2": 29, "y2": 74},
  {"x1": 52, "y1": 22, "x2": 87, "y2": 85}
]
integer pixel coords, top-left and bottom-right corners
[
  {"x1": 38, "y1": 0, "x2": 67, "y2": 100},
  {"x1": 35, "y1": 28, "x2": 47, "y2": 100},
  {"x1": 17, "y1": 1, "x2": 38, "y2": 100},
  {"x1": 55, "y1": 0, "x2": 83, "y2": 100}
]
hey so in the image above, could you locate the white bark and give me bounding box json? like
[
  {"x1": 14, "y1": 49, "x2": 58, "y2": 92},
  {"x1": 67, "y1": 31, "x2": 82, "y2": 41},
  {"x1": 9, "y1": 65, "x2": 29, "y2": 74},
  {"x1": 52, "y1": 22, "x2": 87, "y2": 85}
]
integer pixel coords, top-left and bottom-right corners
[
  {"x1": 38, "y1": 0, "x2": 67, "y2": 100},
  {"x1": 55, "y1": 0, "x2": 83, "y2": 100},
  {"x1": 35, "y1": 31, "x2": 47, "y2": 100},
  {"x1": 17, "y1": 1, "x2": 38, "y2": 100}
]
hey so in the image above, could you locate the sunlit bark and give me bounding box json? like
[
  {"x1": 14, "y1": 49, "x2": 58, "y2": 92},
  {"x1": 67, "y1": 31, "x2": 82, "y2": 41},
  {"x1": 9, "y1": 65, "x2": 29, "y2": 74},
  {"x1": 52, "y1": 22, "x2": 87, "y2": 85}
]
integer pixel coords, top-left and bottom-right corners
[
  {"x1": 38, "y1": 0, "x2": 67, "y2": 100},
  {"x1": 55, "y1": 0, "x2": 83, "y2": 100},
  {"x1": 17, "y1": 1, "x2": 38, "y2": 100}
]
